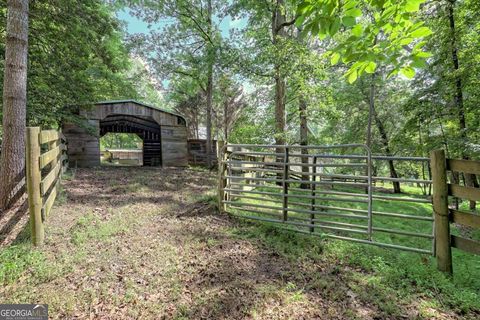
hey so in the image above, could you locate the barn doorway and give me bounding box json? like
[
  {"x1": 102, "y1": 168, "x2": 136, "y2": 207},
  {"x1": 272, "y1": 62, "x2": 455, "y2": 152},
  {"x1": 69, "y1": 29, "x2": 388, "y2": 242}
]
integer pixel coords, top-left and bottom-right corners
[
  {"x1": 100, "y1": 133, "x2": 143, "y2": 166},
  {"x1": 99, "y1": 114, "x2": 162, "y2": 166}
]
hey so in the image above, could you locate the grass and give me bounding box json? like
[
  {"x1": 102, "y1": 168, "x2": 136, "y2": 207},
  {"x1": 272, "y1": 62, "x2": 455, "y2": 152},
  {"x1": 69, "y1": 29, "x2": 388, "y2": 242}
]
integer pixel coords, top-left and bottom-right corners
[
  {"x1": 230, "y1": 221, "x2": 479, "y2": 316},
  {"x1": 1, "y1": 167, "x2": 479, "y2": 319},
  {"x1": 226, "y1": 179, "x2": 480, "y2": 315}
]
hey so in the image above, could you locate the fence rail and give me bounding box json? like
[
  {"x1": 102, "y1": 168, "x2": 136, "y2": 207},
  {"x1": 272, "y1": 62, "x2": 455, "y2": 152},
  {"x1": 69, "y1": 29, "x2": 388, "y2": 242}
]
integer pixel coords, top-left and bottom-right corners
[
  {"x1": 26, "y1": 127, "x2": 68, "y2": 246},
  {"x1": 219, "y1": 144, "x2": 434, "y2": 256},
  {"x1": 432, "y1": 151, "x2": 480, "y2": 274}
]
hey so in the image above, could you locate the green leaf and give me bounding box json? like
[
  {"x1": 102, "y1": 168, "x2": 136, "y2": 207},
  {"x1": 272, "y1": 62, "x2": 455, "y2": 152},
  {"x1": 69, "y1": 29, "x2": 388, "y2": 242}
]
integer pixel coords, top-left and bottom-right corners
[
  {"x1": 344, "y1": 0, "x2": 358, "y2": 10},
  {"x1": 329, "y1": 18, "x2": 341, "y2": 36},
  {"x1": 400, "y1": 37, "x2": 413, "y2": 45},
  {"x1": 330, "y1": 52, "x2": 340, "y2": 65},
  {"x1": 345, "y1": 8, "x2": 362, "y2": 17},
  {"x1": 405, "y1": 0, "x2": 423, "y2": 13},
  {"x1": 297, "y1": 2, "x2": 311, "y2": 15},
  {"x1": 415, "y1": 51, "x2": 433, "y2": 58},
  {"x1": 342, "y1": 16, "x2": 356, "y2": 27},
  {"x1": 400, "y1": 66, "x2": 415, "y2": 78},
  {"x1": 411, "y1": 58, "x2": 426, "y2": 68},
  {"x1": 365, "y1": 61, "x2": 377, "y2": 74},
  {"x1": 352, "y1": 24, "x2": 362, "y2": 37},
  {"x1": 387, "y1": 69, "x2": 399, "y2": 79},
  {"x1": 295, "y1": 15, "x2": 306, "y2": 27},
  {"x1": 347, "y1": 69, "x2": 358, "y2": 83},
  {"x1": 410, "y1": 27, "x2": 433, "y2": 38}
]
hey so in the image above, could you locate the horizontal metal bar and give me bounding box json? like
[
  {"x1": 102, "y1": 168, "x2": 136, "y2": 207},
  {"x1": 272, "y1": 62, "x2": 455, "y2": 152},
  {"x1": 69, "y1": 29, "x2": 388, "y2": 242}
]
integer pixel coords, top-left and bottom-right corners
[
  {"x1": 225, "y1": 211, "x2": 432, "y2": 255},
  {"x1": 371, "y1": 155, "x2": 430, "y2": 162},
  {"x1": 229, "y1": 182, "x2": 282, "y2": 189},
  {"x1": 372, "y1": 211, "x2": 433, "y2": 221},
  {"x1": 325, "y1": 234, "x2": 433, "y2": 255},
  {"x1": 227, "y1": 207, "x2": 283, "y2": 219},
  {"x1": 229, "y1": 195, "x2": 284, "y2": 204},
  {"x1": 226, "y1": 143, "x2": 369, "y2": 150},
  {"x1": 225, "y1": 192, "x2": 433, "y2": 222},
  {"x1": 226, "y1": 175, "x2": 369, "y2": 188},
  {"x1": 231, "y1": 151, "x2": 283, "y2": 157},
  {"x1": 225, "y1": 160, "x2": 367, "y2": 168},
  {"x1": 288, "y1": 154, "x2": 368, "y2": 160},
  {"x1": 224, "y1": 188, "x2": 283, "y2": 197},
  {"x1": 230, "y1": 167, "x2": 283, "y2": 173},
  {"x1": 225, "y1": 201, "x2": 369, "y2": 219},
  {"x1": 372, "y1": 195, "x2": 431, "y2": 203},
  {"x1": 227, "y1": 188, "x2": 369, "y2": 203},
  {"x1": 372, "y1": 176, "x2": 432, "y2": 184},
  {"x1": 372, "y1": 227, "x2": 433, "y2": 239},
  {"x1": 229, "y1": 214, "x2": 369, "y2": 235}
]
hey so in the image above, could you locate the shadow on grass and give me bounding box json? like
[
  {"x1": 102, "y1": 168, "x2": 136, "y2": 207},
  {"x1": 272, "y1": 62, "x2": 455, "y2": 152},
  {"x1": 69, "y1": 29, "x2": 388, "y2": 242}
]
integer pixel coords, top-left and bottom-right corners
[{"x1": 168, "y1": 201, "x2": 409, "y2": 319}]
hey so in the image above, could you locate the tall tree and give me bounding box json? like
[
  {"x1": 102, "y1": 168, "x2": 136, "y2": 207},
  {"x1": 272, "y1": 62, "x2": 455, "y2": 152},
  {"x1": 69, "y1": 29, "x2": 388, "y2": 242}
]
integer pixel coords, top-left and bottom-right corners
[
  {"x1": 0, "y1": 0, "x2": 29, "y2": 210},
  {"x1": 272, "y1": 0, "x2": 288, "y2": 146},
  {"x1": 205, "y1": 0, "x2": 214, "y2": 167}
]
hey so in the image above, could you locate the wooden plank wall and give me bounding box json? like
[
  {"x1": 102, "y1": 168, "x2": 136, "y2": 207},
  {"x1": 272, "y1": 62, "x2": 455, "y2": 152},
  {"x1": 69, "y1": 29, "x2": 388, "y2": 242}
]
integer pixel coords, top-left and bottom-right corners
[
  {"x1": 65, "y1": 101, "x2": 188, "y2": 167},
  {"x1": 63, "y1": 120, "x2": 100, "y2": 167},
  {"x1": 162, "y1": 126, "x2": 188, "y2": 167}
]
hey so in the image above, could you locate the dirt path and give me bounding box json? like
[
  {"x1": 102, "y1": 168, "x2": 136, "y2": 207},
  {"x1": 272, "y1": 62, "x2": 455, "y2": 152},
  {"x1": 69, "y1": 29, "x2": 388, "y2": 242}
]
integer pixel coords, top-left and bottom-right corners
[{"x1": 0, "y1": 167, "x2": 469, "y2": 319}]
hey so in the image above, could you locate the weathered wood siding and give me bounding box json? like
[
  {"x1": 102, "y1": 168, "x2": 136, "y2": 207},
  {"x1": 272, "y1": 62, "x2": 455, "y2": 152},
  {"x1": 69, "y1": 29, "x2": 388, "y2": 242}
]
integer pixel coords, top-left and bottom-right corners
[
  {"x1": 64, "y1": 101, "x2": 188, "y2": 168},
  {"x1": 63, "y1": 120, "x2": 100, "y2": 167},
  {"x1": 80, "y1": 101, "x2": 180, "y2": 126},
  {"x1": 162, "y1": 125, "x2": 188, "y2": 167}
]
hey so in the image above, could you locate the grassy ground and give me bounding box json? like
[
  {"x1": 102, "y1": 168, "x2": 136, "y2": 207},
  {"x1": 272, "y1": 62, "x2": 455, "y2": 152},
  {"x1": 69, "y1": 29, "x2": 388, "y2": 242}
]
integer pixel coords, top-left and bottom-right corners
[{"x1": 0, "y1": 167, "x2": 479, "y2": 319}]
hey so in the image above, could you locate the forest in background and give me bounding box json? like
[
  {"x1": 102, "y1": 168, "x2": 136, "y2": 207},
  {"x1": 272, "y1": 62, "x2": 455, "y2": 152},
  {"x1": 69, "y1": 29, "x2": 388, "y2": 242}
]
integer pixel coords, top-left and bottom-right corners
[{"x1": 0, "y1": 0, "x2": 479, "y2": 181}]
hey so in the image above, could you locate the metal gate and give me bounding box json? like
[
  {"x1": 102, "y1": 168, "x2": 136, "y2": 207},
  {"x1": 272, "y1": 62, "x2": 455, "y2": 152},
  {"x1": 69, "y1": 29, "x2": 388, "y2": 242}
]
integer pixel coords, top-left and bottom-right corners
[{"x1": 218, "y1": 144, "x2": 433, "y2": 254}]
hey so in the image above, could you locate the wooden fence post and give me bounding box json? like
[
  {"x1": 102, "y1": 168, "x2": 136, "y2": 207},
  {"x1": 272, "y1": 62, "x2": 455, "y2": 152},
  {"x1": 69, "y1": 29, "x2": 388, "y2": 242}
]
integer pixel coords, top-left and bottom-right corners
[
  {"x1": 431, "y1": 149, "x2": 452, "y2": 274},
  {"x1": 26, "y1": 127, "x2": 44, "y2": 246}
]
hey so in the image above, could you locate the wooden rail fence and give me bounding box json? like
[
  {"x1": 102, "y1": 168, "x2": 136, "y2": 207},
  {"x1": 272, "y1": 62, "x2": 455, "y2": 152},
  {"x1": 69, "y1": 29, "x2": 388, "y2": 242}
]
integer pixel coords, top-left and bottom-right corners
[
  {"x1": 431, "y1": 149, "x2": 480, "y2": 274},
  {"x1": 26, "y1": 127, "x2": 68, "y2": 246}
]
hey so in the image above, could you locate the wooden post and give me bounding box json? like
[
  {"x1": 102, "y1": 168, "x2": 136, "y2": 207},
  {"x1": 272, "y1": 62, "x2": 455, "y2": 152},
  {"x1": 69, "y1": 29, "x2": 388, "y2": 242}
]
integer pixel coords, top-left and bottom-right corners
[
  {"x1": 26, "y1": 127, "x2": 44, "y2": 246},
  {"x1": 431, "y1": 149, "x2": 452, "y2": 274}
]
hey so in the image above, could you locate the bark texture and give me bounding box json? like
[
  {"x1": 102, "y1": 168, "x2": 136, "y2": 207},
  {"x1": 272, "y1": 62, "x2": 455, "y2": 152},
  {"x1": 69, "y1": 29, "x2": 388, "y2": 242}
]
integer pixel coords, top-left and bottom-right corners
[
  {"x1": 272, "y1": 0, "x2": 287, "y2": 146},
  {"x1": 447, "y1": 0, "x2": 476, "y2": 209},
  {"x1": 0, "y1": 0, "x2": 29, "y2": 211},
  {"x1": 205, "y1": 0, "x2": 214, "y2": 168}
]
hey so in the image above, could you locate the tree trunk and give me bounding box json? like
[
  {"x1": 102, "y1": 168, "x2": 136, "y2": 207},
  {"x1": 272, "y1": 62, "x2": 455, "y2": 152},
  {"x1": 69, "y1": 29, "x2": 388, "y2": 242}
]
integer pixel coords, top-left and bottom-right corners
[
  {"x1": 0, "y1": 0, "x2": 29, "y2": 211},
  {"x1": 224, "y1": 97, "x2": 228, "y2": 142},
  {"x1": 205, "y1": 0, "x2": 214, "y2": 169},
  {"x1": 272, "y1": 0, "x2": 287, "y2": 184},
  {"x1": 299, "y1": 97, "x2": 309, "y2": 188},
  {"x1": 447, "y1": 0, "x2": 475, "y2": 209},
  {"x1": 273, "y1": 0, "x2": 286, "y2": 146},
  {"x1": 366, "y1": 73, "x2": 375, "y2": 149},
  {"x1": 365, "y1": 73, "x2": 375, "y2": 194},
  {"x1": 372, "y1": 103, "x2": 401, "y2": 193}
]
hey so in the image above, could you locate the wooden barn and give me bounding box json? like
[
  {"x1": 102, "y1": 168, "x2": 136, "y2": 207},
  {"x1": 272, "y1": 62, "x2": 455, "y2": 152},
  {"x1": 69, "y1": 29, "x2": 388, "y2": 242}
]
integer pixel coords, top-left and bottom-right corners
[{"x1": 64, "y1": 100, "x2": 188, "y2": 167}]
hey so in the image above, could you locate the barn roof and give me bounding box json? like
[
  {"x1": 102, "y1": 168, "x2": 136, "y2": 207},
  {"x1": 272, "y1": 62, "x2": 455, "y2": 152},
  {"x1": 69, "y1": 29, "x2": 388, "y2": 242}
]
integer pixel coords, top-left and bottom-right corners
[{"x1": 95, "y1": 100, "x2": 185, "y2": 123}]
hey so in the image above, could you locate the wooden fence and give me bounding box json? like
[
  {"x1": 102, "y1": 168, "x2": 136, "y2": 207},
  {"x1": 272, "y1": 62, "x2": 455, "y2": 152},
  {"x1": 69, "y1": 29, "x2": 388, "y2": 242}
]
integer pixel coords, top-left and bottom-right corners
[
  {"x1": 431, "y1": 150, "x2": 480, "y2": 274},
  {"x1": 26, "y1": 127, "x2": 68, "y2": 246}
]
